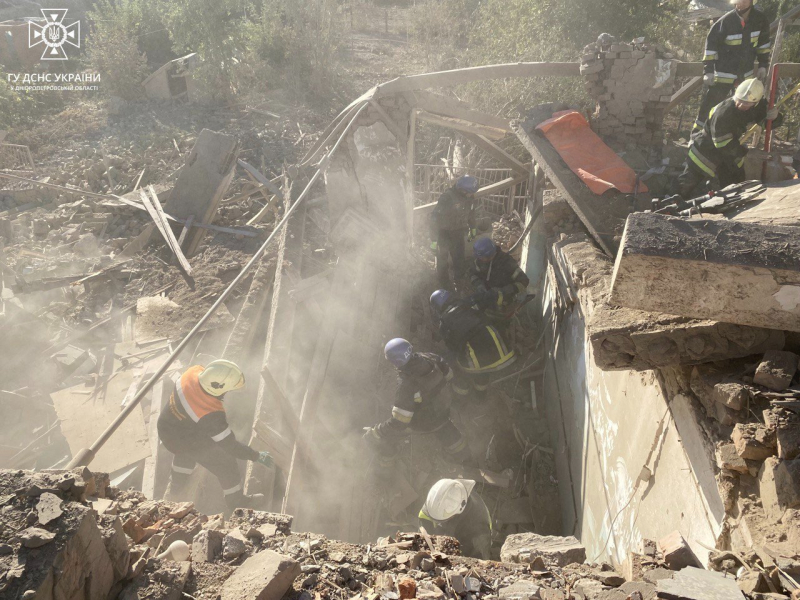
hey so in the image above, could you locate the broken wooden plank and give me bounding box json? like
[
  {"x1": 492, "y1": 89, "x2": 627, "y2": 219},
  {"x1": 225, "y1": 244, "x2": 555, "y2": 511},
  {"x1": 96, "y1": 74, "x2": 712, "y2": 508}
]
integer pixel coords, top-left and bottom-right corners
[
  {"x1": 369, "y1": 99, "x2": 408, "y2": 144},
  {"x1": 407, "y1": 91, "x2": 512, "y2": 133},
  {"x1": 237, "y1": 159, "x2": 282, "y2": 196},
  {"x1": 139, "y1": 187, "x2": 193, "y2": 276},
  {"x1": 464, "y1": 133, "x2": 530, "y2": 176},
  {"x1": 377, "y1": 62, "x2": 580, "y2": 96},
  {"x1": 416, "y1": 110, "x2": 506, "y2": 141},
  {"x1": 167, "y1": 129, "x2": 239, "y2": 255},
  {"x1": 177, "y1": 214, "x2": 194, "y2": 248},
  {"x1": 246, "y1": 195, "x2": 278, "y2": 226},
  {"x1": 141, "y1": 377, "x2": 165, "y2": 500}
]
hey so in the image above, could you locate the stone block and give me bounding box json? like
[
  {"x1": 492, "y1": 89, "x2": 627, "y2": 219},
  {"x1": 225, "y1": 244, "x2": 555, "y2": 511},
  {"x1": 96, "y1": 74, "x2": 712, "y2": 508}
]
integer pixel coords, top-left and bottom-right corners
[
  {"x1": 717, "y1": 443, "x2": 749, "y2": 474},
  {"x1": 754, "y1": 351, "x2": 799, "y2": 391},
  {"x1": 220, "y1": 550, "x2": 301, "y2": 600},
  {"x1": 733, "y1": 423, "x2": 776, "y2": 461},
  {"x1": 597, "y1": 581, "x2": 657, "y2": 600},
  {"x1": 610, "y1": 213, "x2": 800, "y2": 333},
  {"x1": 500, "y1": 533, "x2": 586, "y2": 567},
  {"x1": 777, "y1": 417, "x2": 800, "y2": 460},
  {"x1": 759, "y1": 457, "x2": 800, "y2": 519},
  {"x1": 223, "y1": 528, "x2": 249, "y2": 560},
  {"x1": 499, "y1": 580, "x2": 542, "y2": 600},
  {"x1": 192, "y1": 529, "x2": 223, "y2": 563},
  {"x1": 713, "y1": 382, "x2": 749, "y2": 411},
  {"x1": 657, "y1": 531, "x2": 701, "y2": 570}
]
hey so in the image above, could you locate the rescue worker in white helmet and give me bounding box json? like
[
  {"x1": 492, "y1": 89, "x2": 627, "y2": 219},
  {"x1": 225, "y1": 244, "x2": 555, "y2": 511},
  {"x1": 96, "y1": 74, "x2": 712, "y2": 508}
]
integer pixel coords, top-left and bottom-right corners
[
  {"x1": 429, "y1": 289, "x2": 517, "y2": 401},
  {"x1": 419, "y1": 478, "x2": 493, "y2": 559},
  {"x1": 677, "y1": 78, "x2": 781, "y2": 198},
  {"x1": 694, "y1": 0, "x2": 771, "y2": 133},
  {"x1": 363, "y1": 339, "x2": 475, "y2": 466},
  {"x1": 157, "y1": 360, "x2": 273, "y2": 510}
]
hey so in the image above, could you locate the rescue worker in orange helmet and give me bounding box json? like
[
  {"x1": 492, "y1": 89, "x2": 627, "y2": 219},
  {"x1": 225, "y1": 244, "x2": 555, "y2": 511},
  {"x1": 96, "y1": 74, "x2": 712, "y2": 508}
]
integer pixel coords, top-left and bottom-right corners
[{"x1": 157, "y1": 360, "x2": 273, "y2": 509}]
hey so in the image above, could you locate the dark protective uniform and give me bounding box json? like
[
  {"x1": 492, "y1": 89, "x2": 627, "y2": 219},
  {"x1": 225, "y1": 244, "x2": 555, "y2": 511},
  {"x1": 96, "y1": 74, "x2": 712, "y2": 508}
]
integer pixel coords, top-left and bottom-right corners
[
  {"x1": 419, "y1": 490, "x2": 493, "y2": 559},
  {"x1": 157, "y1": 365, "x2": 259, "y2": 508},
  {"x1": 366, "y1": 353, "x2": 471, "y2": 463},
  {"x1": 438, "y1": 300, "x2": 517, "y2": 398},
  {"x1": 430, "y1": 187, "x2": 476, "y2": 286},
  {"x1": 470, "y1": 248, "x2": 530, "y2": 322},
  {"x1": 679, "y1": 97, "x2": 780, "y2": 197},
  {"x1": 694, "y1": 7, "x2": 771, "y2": 131}
]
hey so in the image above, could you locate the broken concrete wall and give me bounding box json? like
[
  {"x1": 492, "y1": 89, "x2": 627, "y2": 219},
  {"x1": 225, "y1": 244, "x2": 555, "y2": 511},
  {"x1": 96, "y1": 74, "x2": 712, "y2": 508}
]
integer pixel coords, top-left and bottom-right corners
[
  {"x1": 580, "y1": 38, "x2": 678, "y2": 149},
  {"x1": 540, "y1": 265, "x2": 725, "y2": 566}
]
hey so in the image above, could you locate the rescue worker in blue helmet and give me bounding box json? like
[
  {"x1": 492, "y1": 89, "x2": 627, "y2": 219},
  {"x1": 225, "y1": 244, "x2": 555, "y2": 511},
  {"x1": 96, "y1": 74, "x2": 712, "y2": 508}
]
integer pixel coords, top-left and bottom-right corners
[
  {"x1": 429, "y1": 175, "x2": 479, "y2": 287},
  {"x1": 419, "y1": 478, "x2": 493, "y2": 559},
  {"x1": 469, "y1": 238, "x2": 530, "y2": 324},
  {"x1": 157, "y1": 360, "x2": 274, "y2": 510},
  {"x1": 430, "y1": 289, "x2": 517, "y2": 400},
  {"x1": 363, "y1": 338, "x2": 475, "y2": 466}
]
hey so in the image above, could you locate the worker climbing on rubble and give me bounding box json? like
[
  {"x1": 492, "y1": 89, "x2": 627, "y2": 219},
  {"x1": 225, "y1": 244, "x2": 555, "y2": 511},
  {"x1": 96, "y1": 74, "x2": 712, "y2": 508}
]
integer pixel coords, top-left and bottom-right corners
[
  {"x1": 678, "y1": 78, "x2": 781, "y2": 198},
  {"x1": 694, "y1": 0, "x2": 772, "y2": 133},
  {"x1": 429, "y1": 175, "x2": 479, "y2": 287},
  {"x1": 430, "y1": 289, "x2": 517, "y2": 400},
  {"x1": 363, "y1": 338, "x2": 475, "y2": 466},
  {"x1": 469, "y1": 238, "x2": 530, "y2": 326},
  {"x1": 157, "y1": 360, "x2": 274, "y2": 510},
  {"x1": 419, "y1": 478, "x2": 493, "y2": 559}
]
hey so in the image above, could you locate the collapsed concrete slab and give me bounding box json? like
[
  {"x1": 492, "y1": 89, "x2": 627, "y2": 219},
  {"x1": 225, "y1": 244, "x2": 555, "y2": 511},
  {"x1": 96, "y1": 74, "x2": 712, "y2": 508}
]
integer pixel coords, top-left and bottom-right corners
[
  {"x1": 656, "y1": 566, "x2": 744, "y2": 600},
  {"x1": 553, "y1": 234, "x2": 785, "y2": 370},
  {"x1": 610, "y1": 213, "x2": 800, "y2": 333},
  {"x1": 500, "y1": 533, "x2": 586, "y2": 567}
]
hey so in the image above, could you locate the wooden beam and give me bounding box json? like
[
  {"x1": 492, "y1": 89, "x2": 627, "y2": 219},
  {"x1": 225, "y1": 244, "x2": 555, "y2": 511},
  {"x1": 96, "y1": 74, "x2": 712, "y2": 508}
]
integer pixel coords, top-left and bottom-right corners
[
  {"x1": 406, "y1": 91, "x2": 512, "y2": 132},
  {"x1": 416, "y1": 110, "x2": 506, "y2": 140},
  {"x1": 464, "y1": 133, "x2": 530, "y2": 176},
  {"x1": 475, "y1": 174, "x2": 528, "y2": 198},
  {"x1": 246, "y1": 195, "x2": 278, "y2": 226},
  {"x1": 177, "y1": 214, "x2": 194, "y2": 248},
  {"x1": 376, "y1": 62, "x2": 580, "y2": 96},
  {"x1": 237, "y1": 159, "x2": 282, "y2": 196},
  {"x1": 140, "y1": 187, "x2": 193, "y2": 276},
  {"x1": 369, "y1": 100, "x2": 408, "y2": 144},
  {"x1": 142, "y1": 377, "x2": 165, "y2": 500}
]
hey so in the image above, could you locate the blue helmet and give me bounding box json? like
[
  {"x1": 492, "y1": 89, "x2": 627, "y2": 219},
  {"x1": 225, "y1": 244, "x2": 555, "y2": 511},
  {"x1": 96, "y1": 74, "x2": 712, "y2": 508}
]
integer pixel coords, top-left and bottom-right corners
[
  {"x1": 473, "y1": 237, "x2": 497, "y2": 260},
  {"x1": 384, "y1": 338, "x2": 413, "y2": 368},
  {"x1": 430, "y1": 289, "x2": 452, "y2": 314},
  {"x1": 455, "y1": 175, "x2": 479, "y2": 194}
]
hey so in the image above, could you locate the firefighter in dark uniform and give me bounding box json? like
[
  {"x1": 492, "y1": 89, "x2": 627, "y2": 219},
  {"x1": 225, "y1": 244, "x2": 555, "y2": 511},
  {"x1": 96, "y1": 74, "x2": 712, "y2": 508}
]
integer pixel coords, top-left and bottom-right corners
[
  {"x1": 469, "y1": 238, "x2": 530, "y2": 324},
  {"x1": 157, "y1": 360, "x2": 273, "y2": 510},
  {"x1": 429, "y1": 175, "x2": 479, "y2": 287},
  {"x1": 363, "y1": 339, "x2": 474, "y2": 466},
  {"x1": 419, "y1": 478, "x2": 493, "y2": 559},
  {"x1": 694, "y1": 0, "x2": 771, "y2": 133},
  {"x1": 678, "y1": 78, "x2": 780, "y2": 198},
  {"x1": 430, "y1": 289, "x2": 517, "y2": 400}
]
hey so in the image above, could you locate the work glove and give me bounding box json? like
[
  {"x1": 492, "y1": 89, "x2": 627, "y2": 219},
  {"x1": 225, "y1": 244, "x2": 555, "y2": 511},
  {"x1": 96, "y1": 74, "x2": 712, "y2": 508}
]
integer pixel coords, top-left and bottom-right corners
[
  {"x1": 256, "y1": 451, "x2": 273, "y2": 467},
  {"x1": 767, "y1": 107, "x2": 779, "y2": 121},
  {"x1": 702, "y1": 73, "x2": 714, "y2": 87},
  {"x1": 756, "y1": 67, "x2": 768, "y2": 82},
  {"x1": 430, "y1": 241, "x2": 438, "y2": 251},
  {"x1": 468, "y1": 228, "x2": 478, "y2": 242}
]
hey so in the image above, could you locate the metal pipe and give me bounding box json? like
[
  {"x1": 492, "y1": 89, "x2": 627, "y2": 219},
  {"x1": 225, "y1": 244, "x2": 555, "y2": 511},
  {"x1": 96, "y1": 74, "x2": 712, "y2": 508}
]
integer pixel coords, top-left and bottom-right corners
[{"x1": 66, "y1": 101, "x2": 369, "y2": 469}]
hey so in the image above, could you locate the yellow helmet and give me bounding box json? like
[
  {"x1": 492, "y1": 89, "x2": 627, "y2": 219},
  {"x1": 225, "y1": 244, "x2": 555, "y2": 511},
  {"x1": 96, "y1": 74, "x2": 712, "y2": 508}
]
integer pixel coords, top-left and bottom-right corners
[
  {"x1": 734, "y1": 78, "x2": 764, "y2": 103},
  {"x1": 198, "y1": 360, "x2": 245, "y2": 396}
]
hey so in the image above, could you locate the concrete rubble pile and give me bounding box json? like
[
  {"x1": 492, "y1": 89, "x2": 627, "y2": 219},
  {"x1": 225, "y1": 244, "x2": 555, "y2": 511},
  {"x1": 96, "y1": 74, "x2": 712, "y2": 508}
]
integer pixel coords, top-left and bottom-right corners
[
  {"x1": 3, "y1": 468, "x2": 798, "y2": 600},
  {"x1": 580, "y1": 36, "x2": 678, "y2": 150}
]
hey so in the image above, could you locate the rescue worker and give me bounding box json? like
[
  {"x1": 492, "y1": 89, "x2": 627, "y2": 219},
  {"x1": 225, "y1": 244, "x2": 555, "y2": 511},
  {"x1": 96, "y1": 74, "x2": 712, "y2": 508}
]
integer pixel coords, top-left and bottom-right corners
[
  {"x1": 363, "y1": 339, "x2": 474, "y2": 466},
  {"x1": 678, "y1": 78, "x2": 780, "y2": 198},
  {"x1": 694, "y1": 0, "x2": 771, "y2": 133},
  {"x1": 469, "y1": 238, "x2": 530, "y2": 324},
  {"x1": 430, "y1": 289, "x2": 517, "y2": 400},
  {"x1": 429, "y1": 175, "x2": 479, "y2": 287},
  {"x1": 157, "y1": 360, "x2": 273, "y2": 510},
  {"x1": 418, "y1": 478, "x2": 493, "y2": 559}
]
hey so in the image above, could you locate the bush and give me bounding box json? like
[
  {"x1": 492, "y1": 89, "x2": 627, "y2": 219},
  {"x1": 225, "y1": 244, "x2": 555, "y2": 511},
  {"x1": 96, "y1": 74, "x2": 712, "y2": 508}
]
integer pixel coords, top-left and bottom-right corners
[
  {"x1": 408, "y1": 0, "x2": 478, "y2": 71},
  {"x1": 86, "y1": 0, "x2": 150, "y2": 100}
]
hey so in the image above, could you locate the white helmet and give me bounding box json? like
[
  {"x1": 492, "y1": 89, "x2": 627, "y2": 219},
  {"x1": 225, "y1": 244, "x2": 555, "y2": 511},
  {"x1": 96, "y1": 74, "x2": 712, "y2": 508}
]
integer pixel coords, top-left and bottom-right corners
[
  {"x1": 423, "y1": 479, "x2": 476, "y2": 521},
  {"x1": 734, "y1": 78, "x2": 764, "y2": 103},
  {"x1": 198, "y1": 360, "x2": 245, "y2": 396}
]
